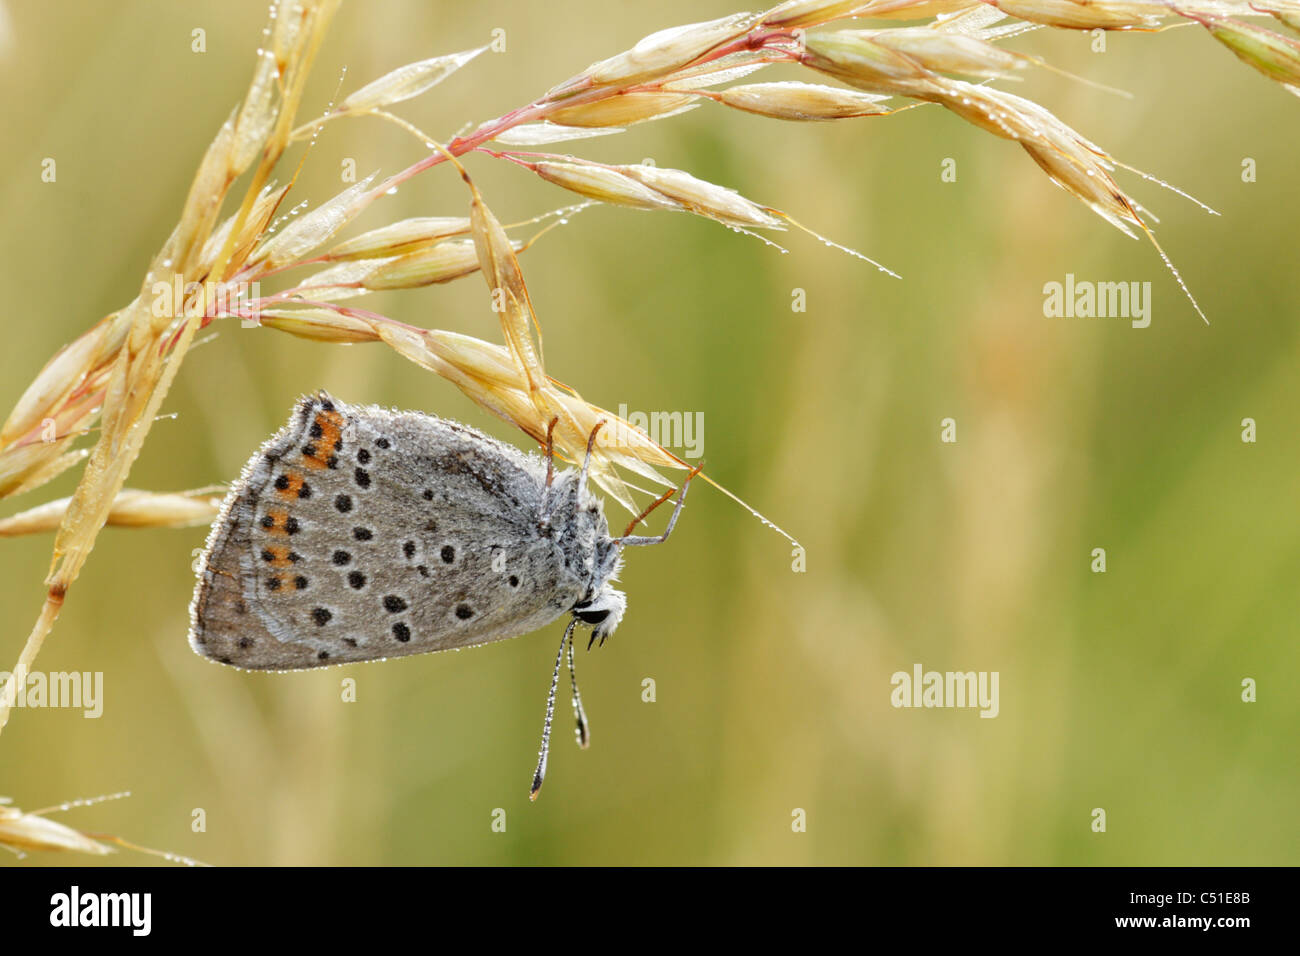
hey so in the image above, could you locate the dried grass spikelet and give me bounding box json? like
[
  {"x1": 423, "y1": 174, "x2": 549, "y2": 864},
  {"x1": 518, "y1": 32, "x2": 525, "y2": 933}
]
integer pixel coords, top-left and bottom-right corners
[
  {"x1": 0, "y1": 0, "x2": 344, "y2": 739},
  {"x1": 325, "y1": 216, "x2": 472, "y2": 260},
  {"x1": 531, "y1": 158, "x2": 784, "y2": 229},
  {"x1": 764, "y1": 0, "x2": 986, "y2": 26},
  {"x1": 938, "y1": 81, "x2": 1147, "y2": 235},
  {"x1": 533, "y1": 162, "x2": 682, "y2": 210},
  {"x1": 258, "y1": 306, "x2": 382, "y2": 343},
  {"x1": 525, "y1": 155, "x2": 895, "y2": 276},
  {"x1": 803, "y1": 27, "x2": 1027, "y2": 89},
  {"x1": 555, "y1": 13, "x2": 758, "y2": 94},
  {"x1": 981, "y1": 0, "x2": 1168, "y2": 30},
  {"x1": 871, "y1": 28, "x2": 1029, "y2": 77},
  {"x1": 661, "y1": 58, "x2": 774, "y2": 91},
  {"x1": 762, "y1": 0, "x2": 878, "y2": 27},
  {"x1": 250, "y1": 173, "x2": 378, "y2": 269},
  {"x1": 547, "y1": 91, "x2": 700, "y2": 127},
  {"x1": 619, "y1": 164, "x2": 785, "y2": 228},
  {"x1": 713, "y1": 81, "x2": 893, "y2": 119},
  {"x1": 803, "y1": 30, "x2": 1141, "y2": 232},
  {"x1": 0, "y1": 308, "x2": 133, "y2": 499},
  {"x1": 411, "y1": 147, "x2": 697, "y2": 511},
  {"x1": 1198, "y1": 15, "x2": 1300, "y2": 94},
  {"x1": 0, "y1": 793, "x2": 207, "y2": 864},
  {"x1": 491, "y1": 123, "x2": 631, "y2": 146},
  {"x1": 0, "y1": 398, "x2": 97, "y2": 499},
  {"x1": 0, "y1": 489, "x2": 222, "y2": 537},
  {"x1": 199, "y1": 184, "x2": 291, "y2": 281},
  {"x1": 429, "y1": 152, "x2": 801, "y2": 539},
  {"x1": 364, "y1": 238, "x2": 522, "y2": 290},
  {"x1": 289, "y1": 258, "x2": 400, "y2": 300},
  {"x1": 0, "y1": 797, "x2": 113, "y2": 857},
  {"x1": 1256, "y1": 1, "x2": 1300, "y2": 31},
  {"x1": 381, "y1": 327, "x2": 686, "y2": 514},
  {"x1": 340, "y1": 47, "x2": 487, "y2": 112}
]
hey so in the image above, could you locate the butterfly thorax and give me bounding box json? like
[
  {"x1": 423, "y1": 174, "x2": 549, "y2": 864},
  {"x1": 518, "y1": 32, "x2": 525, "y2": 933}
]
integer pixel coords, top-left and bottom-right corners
[{"x1": 544, "y1": 471, "x2": 627, "y2": 642}]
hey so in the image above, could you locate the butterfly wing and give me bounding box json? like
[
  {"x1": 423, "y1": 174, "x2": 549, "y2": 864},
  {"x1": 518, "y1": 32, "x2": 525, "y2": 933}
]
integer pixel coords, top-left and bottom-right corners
[{"x1": 189, "y1": 393, "x2": 587, "y2": 670}]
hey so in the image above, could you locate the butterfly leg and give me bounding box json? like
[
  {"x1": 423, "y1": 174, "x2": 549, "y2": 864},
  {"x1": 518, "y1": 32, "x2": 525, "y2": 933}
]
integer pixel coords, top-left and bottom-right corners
[
  {"x1": 536, "y1": 416, "x2": 561, "y2": 532},
  {"x1": 574, "y1": 420, "x2": 605, "y2": 503},
  {"x1": 616, "y1": 462, "x2": 703, "y2": 547}
]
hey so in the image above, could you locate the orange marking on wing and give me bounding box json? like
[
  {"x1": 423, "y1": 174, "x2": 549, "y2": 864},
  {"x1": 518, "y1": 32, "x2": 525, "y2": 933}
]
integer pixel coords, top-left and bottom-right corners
[
  {"x1": 265, "y1": 546, "x2": 293, "y2": 568},
  {"x1": 264, "y1": 507, "x2": 289, "y2": 534},
  {"x1": 301, "y1": 411, "x2": 344, "y2": 470},
  {"x1": 276, "y1": 471, "x2": 305, "y2": 499}
]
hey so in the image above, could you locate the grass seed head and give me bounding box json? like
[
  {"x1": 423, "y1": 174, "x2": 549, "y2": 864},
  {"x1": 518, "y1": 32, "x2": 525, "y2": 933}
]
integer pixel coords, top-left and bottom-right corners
[
  {"x1": 548, "y1": 91, "x2": 700, "y2": 127},
  {"x1": 871, "y1": 28, "x2": 1028, "y2": 78},
  {"x1": 0, "y1": 801, "x2": 113, "y2": 856},
  {"x1": 251, "y1": 174, "x2": 377, "y2": 269},
  {"x1": 617, "y1": 164, "x2": 784, "y2": 228},
  {"x1": 573, "y1": 14, "x2": 758, "y2": 90},
  {"x1": 341, "y1": 47, "x2": 486, "y2": 112},
  {"x1": 1204, "y1": 17, "x2": 1300, "y2": 92},
  {"x1": 983, "y1": 0, "x2": 1167, "y2": 30},
  {"x1": 364, "y1": 238, "x2": 516, "y2": 290},
  {"x1": 534, "y1": 161, "x2": 682, "y2": 210},
  {"x1": 715, "y1": 80, "x2": 892, "y2": 119},
  {"x1": 326, "y1": 217, "x2": 472, "y2": 260}
]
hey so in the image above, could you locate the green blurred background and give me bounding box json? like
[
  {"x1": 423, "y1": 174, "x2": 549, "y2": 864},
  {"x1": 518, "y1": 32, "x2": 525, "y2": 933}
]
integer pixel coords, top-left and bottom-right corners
[{"x1": 1, "y1": 1, "x2": 1297, "y2": 865}]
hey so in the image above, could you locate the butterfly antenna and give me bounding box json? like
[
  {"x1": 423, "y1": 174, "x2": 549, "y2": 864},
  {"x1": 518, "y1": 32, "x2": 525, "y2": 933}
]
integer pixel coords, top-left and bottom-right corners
[
  {"x1": 530, "y1": 619, "x2": 577, "y2": 801},
  {"x1": 567, "y1": 629, "x2": 590, "y2": 748}
]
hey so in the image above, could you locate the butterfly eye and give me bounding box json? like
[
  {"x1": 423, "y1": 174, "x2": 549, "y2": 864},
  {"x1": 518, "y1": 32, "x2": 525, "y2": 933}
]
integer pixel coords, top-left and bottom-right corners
[{"x1": 573, "y1": 608, "x2": 609, "y2": 625}]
